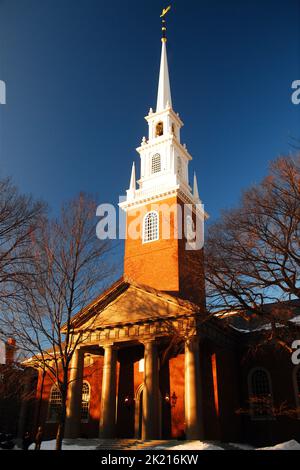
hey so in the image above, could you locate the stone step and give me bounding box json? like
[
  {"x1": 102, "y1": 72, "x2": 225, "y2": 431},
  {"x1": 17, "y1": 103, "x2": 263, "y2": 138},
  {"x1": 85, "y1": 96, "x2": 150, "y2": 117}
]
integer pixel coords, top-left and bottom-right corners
[{"x1": 96, "y1": 439, "x2": 173, "y2": 450}]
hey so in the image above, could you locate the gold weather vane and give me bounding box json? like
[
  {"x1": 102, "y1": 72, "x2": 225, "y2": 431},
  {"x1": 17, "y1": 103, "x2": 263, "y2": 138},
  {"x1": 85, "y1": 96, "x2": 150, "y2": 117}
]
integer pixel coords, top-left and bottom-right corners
[
  {"x1": 160, "y1": 5, "x2": 172, "y2": 42},
  {"x1": 160, "y1": 5, "x2": 171, "y2": 18}
]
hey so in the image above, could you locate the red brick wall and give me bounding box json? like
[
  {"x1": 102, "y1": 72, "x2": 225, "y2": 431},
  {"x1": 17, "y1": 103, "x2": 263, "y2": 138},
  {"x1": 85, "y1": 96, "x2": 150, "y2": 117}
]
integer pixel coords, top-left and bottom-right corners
[
  {"x1": 169, "y1": 354, "x2": 185, "y2": 438},
  {"x1": 239, "y1": 344, "x2": 300, "y2": 446},
  {"x1": 124, "y1": 196, "x2": 205, "y2": 306},
  {"x1": 124, "y1": 196, "x2": 180, "y2": 293},
  {"x1": 34, "y1": 356, "x2": 104, "y2": 439}
]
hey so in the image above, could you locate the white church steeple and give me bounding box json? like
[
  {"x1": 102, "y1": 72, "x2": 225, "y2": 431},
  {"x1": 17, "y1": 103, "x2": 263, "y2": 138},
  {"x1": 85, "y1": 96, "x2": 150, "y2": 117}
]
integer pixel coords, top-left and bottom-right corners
[
  {"x1": 120, "y1": 9, "x2": 206, "y2": 307},
  {"x1": 120, "y1": 9, "x2": 202, "y2": 212},
  {"x1": 156, "y1": 40, "x2": 172, "y2": 112}
]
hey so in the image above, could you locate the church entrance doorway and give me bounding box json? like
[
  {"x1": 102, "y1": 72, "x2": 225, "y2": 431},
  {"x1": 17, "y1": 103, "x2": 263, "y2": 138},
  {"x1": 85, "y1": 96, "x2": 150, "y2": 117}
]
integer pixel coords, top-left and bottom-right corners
[{"x1": 135, "y1": 384, "x2": 144, "y2": 438}]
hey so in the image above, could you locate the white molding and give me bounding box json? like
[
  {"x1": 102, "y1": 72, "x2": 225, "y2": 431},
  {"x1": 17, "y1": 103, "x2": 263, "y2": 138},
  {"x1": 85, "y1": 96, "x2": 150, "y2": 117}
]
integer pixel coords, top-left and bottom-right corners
[{"x1": 142, "y1": 210, "x2": 159, "y2": 244}]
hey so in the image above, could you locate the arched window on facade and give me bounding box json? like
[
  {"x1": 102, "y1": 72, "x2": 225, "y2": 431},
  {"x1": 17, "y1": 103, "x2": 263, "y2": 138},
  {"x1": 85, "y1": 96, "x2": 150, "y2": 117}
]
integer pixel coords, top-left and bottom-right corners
[
  {"x1": 155, "y1": 121, "x2": 164, "y2": 137},
  {"x1": 248, "y1": 368, "x2": 274, "y2": 420},
  {"x1": 293, "y1": 366, "x2": 300, "y2": 419},
  {"x1": 81, "y1": 381, "x2": 91, "y2": 423},
  {"x1": 151, "y1": 153, "x2": 161, "y2": 174},
  {"x1": 143, "y1": 211, "x2": 159, "y2": 243},
  {"x1": 47, "y1": 385, "x2": 62, "y2": 423}
]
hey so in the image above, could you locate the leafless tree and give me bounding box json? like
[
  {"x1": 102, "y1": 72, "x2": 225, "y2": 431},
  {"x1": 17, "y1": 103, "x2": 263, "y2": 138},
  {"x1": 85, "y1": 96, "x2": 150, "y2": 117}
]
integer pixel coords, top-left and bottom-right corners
[
  {"x1": 205, "y1": 155, "x2": 300, "y2": 351},
  {"x1": 0, "y1": 177, "x2": 45, "y2": 311},
  {"x1": 289, "y1": 136, "x2": 300, "y2": 151},
  {"x1": 0, "y1": 193, "x2": 115, "y2": 450},
  {"x1": 236, "y1": 396, "x2": 300, "y2": 420}
]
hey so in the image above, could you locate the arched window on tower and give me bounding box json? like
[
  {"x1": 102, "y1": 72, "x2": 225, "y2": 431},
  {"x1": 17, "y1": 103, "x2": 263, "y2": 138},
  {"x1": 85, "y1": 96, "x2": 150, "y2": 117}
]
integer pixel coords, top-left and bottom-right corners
[
  {"x1": 47, "y1": 385, "x2": 62, "y2": 423},
  {"x1": 155, "y1": 121, "x2": 164, "y2": 137},
  {"x1": 143, "y1": 211, "x2": 159, "y2": 243},
  {"x1": 81, "y1": 381, "x2": 91, "y2": 423},
  {"x1": 151, "y1": 154, "x2": 161, "y2": 174},
  {"x1": 248, "y1": 368, "x2": 274, "y2": 420}
]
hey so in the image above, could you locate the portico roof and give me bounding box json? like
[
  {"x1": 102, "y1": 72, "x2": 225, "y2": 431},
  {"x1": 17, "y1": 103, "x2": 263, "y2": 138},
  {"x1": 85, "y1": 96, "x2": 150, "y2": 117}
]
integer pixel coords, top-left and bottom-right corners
[{"x1": 64, "y1": 277, "x2": 200, "y2": 333}]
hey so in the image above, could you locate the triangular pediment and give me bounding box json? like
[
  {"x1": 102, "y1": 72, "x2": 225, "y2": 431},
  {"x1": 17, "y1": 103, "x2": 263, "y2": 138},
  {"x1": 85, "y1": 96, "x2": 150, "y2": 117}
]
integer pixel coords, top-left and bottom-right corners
[{"x1": 69, "y1": 278, "x2": 198, "y2": 332}]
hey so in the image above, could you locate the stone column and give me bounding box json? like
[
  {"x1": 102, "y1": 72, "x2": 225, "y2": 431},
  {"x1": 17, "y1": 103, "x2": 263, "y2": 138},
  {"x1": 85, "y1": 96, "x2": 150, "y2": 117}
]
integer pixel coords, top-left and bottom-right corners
[
  {"x1": 99, "y1": 344, "x2": 117, "y2": 438},
  {"x1": 142, "y1": 340, "x2": 160, "y2": 439},
  {"x1": 184, "y1": 336, "x2": 204, "y2": 439},
  {"x1": 64, "y1": 348, "x2": 84, "y2": 438}
]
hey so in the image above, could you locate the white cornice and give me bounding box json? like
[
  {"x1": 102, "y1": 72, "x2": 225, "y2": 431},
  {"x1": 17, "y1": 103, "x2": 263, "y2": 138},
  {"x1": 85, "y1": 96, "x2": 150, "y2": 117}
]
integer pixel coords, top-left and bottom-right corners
[
  {"x1": 136, "y1": 135, "x2": 192, "y2": 162},
  {"x1": 119, "y1": 186, "x2": 208, "y2": 220},
  {"x1": 145, "y1": 107, "x2": 184, "y2": 127},
  {"x1": 119, "y1": 187, "x2": 179, "y2": 211}
]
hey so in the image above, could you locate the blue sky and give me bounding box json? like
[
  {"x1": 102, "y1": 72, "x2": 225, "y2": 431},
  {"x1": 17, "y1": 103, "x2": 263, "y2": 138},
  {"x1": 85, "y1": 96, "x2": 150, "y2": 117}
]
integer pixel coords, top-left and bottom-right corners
[{"x1": 0, "y1": 0, "x2": 299, "y2": 226}]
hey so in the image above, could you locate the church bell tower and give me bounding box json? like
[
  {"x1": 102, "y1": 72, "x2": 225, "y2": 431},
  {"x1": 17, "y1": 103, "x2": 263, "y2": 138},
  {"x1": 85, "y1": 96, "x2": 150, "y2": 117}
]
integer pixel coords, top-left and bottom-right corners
[{"x1": 119, "y1": 13, "x2": 206, "y2": 307}]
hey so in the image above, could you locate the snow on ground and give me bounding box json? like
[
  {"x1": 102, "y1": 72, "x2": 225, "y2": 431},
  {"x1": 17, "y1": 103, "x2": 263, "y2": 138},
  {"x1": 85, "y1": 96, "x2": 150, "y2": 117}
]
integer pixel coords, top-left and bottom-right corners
[
  {"x1": 28, "y1": 439, "x2": 101, "y2": 450},
  {"x1": 257, "y1": 440, "x2": 300, "y2": 451},
  {"x1": 228, "y1": 443, "x2": 255, "y2": 450},
  {"x1": 7, "y1": 438, "x2": 298, "y2": 451},
  {"x1": 26, "y1": 439, "x2": 224, "y2": 451},
  {"x1": 154, "y1": 441, "x2": 224, "y2": 450}
]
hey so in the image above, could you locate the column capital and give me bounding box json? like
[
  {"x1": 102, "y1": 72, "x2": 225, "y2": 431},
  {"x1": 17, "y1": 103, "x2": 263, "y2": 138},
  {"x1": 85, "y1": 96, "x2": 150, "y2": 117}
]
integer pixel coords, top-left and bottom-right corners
[
  {"x1": 142, "y1": 338, "x2": 157, "y2": 347},
  {"x1": 100, "y1": 342, "x2": 116, "y2": 350},
  {"x1": 72, "y1": 346, "x2": 84, "y2": 354},
  {"x1": 69, "y1": 347, "x2": 84, "y2": 365},
  {"x1": 185, "y1": 335, "x2": 200, "y2": 347}
]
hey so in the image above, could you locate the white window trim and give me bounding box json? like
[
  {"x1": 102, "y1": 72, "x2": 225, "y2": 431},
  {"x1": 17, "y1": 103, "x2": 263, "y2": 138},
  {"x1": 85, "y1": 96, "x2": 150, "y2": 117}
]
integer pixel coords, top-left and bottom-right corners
[
  {"x1": 248, "y1": 367, "x2": 275, "y2": 421},
  {"x1": 151, "y1": 153, "x2": 162, "y2": 174},
  {"x1": 177, "y1": 156, "x2": 182, "y2": 177},
  {"x1": 46, "y1": 385, "x2": 62, "y2": 424},
  {"x1": 81, "y1": 380, "x2": 91, "y2": 423},
  {"x1": 142, "y1": 210, "x2": 159, "y2": 244}
]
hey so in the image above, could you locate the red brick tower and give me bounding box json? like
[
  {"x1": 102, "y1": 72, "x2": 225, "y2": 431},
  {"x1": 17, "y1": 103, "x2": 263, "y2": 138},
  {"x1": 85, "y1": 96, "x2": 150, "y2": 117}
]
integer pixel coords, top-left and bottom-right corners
[{"x1": 119, "y1": 31, "x2": 206, "y2": 307}]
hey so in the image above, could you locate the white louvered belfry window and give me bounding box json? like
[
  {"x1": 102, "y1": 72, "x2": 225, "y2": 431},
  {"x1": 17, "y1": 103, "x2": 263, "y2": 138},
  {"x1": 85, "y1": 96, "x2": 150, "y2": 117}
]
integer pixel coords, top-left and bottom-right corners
[
  {"x1": 151, "y1": 154, "x2": 161, "y2": 174},
  {"x1": 143, "y1": 211, "x2": 159, "y2": 243},
  {"x1": 177, "y1": 156, "x2": 182, "y2": 177},
  {"x1": 81, "y1": 381, "x2": 90, "y2": 422},
  {"x1": 47, "y1": 385, "x2": 62, "y2": 423}
]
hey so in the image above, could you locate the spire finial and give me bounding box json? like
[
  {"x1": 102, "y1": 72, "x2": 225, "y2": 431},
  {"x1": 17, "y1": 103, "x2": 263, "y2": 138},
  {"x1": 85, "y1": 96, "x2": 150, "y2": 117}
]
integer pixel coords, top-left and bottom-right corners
[
  {"x1": 129, "y1": 162, "x2": 136, "y2": 191},
  {"x1": 193, "y1": 172, "x2": 200, "y2": 201},
  {"x1": 156, "y1": 6, "x2": 173, "y2": 112},
  {"x1": 160, "y1": 5, "x2": 171, "y2": 43}
]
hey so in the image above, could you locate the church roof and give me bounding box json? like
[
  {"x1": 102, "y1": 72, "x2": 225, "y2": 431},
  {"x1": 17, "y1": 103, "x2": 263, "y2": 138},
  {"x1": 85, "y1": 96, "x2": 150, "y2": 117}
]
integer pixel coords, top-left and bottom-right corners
[
  {"x1": 65, "y1": 277, "x2": 200, "y2": 332},
  {"x1": 225, "y1": 299, "x2": 300, "y2": 333}
]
